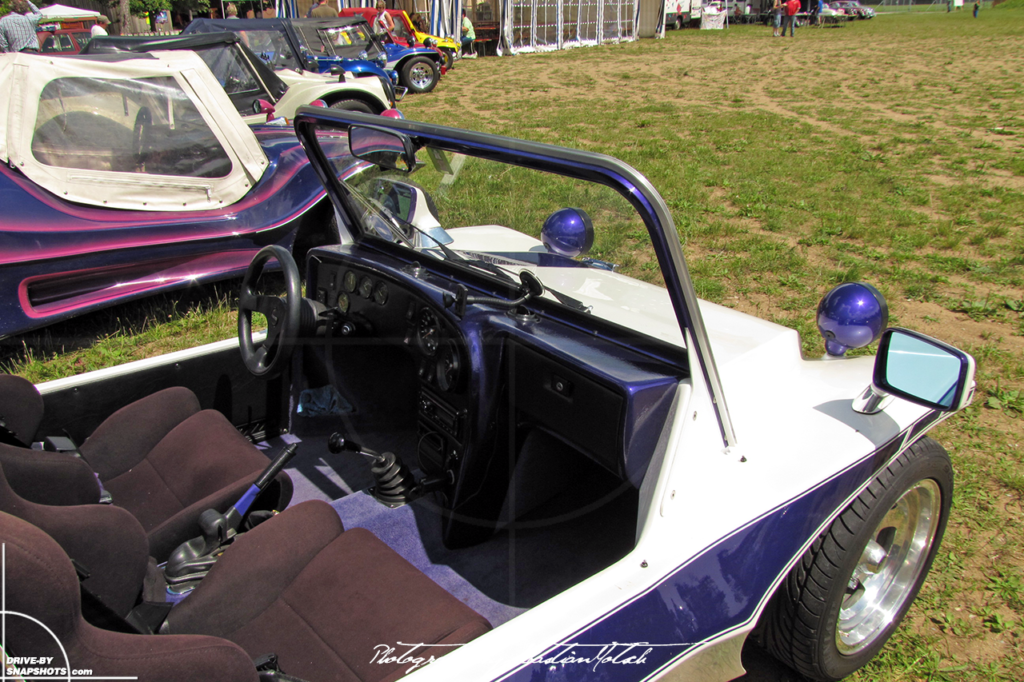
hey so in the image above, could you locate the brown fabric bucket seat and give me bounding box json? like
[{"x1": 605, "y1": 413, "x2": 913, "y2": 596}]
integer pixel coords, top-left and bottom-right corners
[
  {"x1": 0, "y1": 375, "x2": 289, "y2": 560},
  {"x1": 1, "y1": 498, "x2": 492, "y2": 682}
]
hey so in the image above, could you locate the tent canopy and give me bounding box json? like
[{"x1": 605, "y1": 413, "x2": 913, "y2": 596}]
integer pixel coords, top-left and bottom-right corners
[{"x1": 38, "y1": 4, "x2": 101, "y2": 19}]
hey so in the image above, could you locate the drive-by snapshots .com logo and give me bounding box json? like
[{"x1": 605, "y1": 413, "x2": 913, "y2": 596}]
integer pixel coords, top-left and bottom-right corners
[{"x1": 4, "y1": 656, "x2": 92, "y2": 678}]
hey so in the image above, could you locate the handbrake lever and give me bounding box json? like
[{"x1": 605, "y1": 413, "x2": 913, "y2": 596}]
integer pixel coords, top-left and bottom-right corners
[{"x1": 165, "y1": 443, "x2": 299, "y2": 583}]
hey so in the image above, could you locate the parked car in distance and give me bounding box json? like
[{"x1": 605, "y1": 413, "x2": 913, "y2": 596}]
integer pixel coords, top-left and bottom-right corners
[
  {"x1": 339, "y1": 6, "x2": 459, "y2": 69},
  {"x1": 831, "y1": 0, "x2": 875, "y2": 16},
  {"x1": 0, "y1": 50, "x2": 359, "y2": 339},
  {"x1": 184, "y1": 17, "x2": 441, "y2": 95},
  {"x1": 82, "y1": 32, "x2": 397, "y2": 119},
  {"x1": 38, "y1": 28, "x2": 92, "y2": 53},
  {"x1": 664, "y1": 0, "x2": 704, "y2": 29},
  {"x1": 297, "y1": 16, "x2": 443, "y2": 94}
]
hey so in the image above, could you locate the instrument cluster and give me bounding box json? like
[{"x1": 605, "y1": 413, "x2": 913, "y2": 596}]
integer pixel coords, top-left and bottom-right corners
[
  {"x1": 326, "y1": 268, "x2": 391, "y2": 313},
  {"x1": 314, "y1": 263, "x2": 463, "y2": 396}
]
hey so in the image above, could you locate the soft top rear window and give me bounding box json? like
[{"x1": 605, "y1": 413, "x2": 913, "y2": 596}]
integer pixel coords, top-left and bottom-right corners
[{"x1": 32, "y1": 76, "x2": 232, "y2": 179}]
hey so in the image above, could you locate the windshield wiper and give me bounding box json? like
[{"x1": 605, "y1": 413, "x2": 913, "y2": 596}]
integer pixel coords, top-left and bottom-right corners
[{"x1": 364, "y1": 195, "x2": 520, "y2": 284}]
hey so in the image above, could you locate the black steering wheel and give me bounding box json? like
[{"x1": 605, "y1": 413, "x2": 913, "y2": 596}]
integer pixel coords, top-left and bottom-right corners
[{"x1": 238, "y1": 245, "x2": 301, "y2": 378}]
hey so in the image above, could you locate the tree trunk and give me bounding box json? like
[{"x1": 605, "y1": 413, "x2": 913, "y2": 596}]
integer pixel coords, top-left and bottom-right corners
[{"x1": 106, "y1": 0, "x2": 131, "y2": 35}]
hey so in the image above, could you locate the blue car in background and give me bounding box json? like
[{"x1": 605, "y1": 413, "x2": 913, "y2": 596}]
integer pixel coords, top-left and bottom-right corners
[
  {"x1": 184, "y1": 17, "x2": 440, "y2": 96},
  {"x1": 297, "y1": 17, "x2": 445, "y2": 94}
]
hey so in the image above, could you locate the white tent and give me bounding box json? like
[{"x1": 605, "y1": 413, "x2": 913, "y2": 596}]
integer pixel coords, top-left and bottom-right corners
[
  {"x1": 343, "y1": 0, "x2": 648, "y2": 55},
  {"x1": 38, "y1": 3, "x2": 101, "y2": 20}
]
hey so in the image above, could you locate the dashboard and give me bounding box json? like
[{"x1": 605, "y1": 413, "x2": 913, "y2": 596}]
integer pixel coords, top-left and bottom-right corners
[{"x1": 307, "y1": 244, "x2": 685, "y2": 548}]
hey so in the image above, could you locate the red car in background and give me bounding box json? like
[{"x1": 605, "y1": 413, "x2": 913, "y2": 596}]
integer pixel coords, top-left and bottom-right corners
[
  {"x1": 39, "y1": 28, "x2": 93, "y2": 53},
  {"x1": 338, "y1": 7, "x2": 458, "y2": 69}
]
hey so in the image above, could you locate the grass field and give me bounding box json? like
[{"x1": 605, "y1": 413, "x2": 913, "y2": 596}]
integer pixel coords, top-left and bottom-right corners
[{"x1": 3, "y1": 8, "x2": 1023, "y2": 681}]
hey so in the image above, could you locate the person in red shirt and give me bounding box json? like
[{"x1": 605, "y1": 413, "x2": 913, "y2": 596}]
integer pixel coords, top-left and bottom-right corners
[{"x1": 782, "y1": 0, "x2": 800, "y2": 36}]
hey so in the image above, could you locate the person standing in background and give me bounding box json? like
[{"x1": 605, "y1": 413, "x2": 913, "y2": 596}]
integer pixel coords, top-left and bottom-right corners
[
  {"x1": 226, "y1": 4, "x2": 239, "y2": 18},
  {"x1": 973, "y1": 1, "x2": 979, "y2": 16},
  {"x1": 0, "y1": 0, "x2": 42, "y2": 52},
  {"x1": 771, "y1": 0, "x2": 782, "y2": 37},
  {"x1": 782, "y1": 0, "x2": 800, "y2": 37},
  {"x1": 311, "y1": 0, "x2": 336, "y2": 18},
  {"x1": 373, "y1": 0, "x2": 394, "y2": 34},
  {"x1": 91, "y1": 14, "x2": 109, "y2": 36}
]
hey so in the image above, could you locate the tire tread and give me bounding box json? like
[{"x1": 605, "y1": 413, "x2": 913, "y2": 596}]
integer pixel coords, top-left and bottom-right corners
[{"x1": 757, "y1": 437, "x2": 951, "y2": 681}]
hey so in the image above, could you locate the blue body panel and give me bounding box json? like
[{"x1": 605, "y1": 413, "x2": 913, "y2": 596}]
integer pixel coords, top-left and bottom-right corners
[{"x1": 0, "y1": 128, "x2": 352, "y2": 339}]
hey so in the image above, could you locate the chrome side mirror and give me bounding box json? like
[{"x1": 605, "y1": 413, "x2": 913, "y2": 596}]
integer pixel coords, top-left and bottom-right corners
[
  {"x1": 371, "y1": 178, "x2": 451, "y2": 247},
  {"x1": 349, "y1": 125, "x2": 416, "y2": 173},
  {"x1": 854, "y1": 328, "x2": 975, "y2": 414}
]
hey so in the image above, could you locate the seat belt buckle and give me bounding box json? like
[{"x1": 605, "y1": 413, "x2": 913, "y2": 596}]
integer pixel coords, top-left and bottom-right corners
[{"x1": 43, "y1": 435, "x2": 83, "y2": 457}]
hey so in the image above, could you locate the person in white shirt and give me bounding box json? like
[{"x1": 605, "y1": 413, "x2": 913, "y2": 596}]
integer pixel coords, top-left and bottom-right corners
[{"x1": 91, "y1": 14, "x2": 109, "y2": 37}]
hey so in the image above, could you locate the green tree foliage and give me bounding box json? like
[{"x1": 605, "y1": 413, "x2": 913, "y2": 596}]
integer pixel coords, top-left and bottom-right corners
[
  {"x1": 171, "y1": 0, "x2": 211, "y2": 13},
  {"x1": 129, "y1": 0, "x2": 171, "y2": 14}
]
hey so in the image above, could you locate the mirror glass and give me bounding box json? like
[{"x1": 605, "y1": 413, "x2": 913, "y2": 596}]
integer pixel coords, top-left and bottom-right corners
[
  {"x1": 349, "y1": 125, "x2": 414, "y2": 172},
  {"x1": 880, "y1": 331, "x2": 964, "y2": 409}
]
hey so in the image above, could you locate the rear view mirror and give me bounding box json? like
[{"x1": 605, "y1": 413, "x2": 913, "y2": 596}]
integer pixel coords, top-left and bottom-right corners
[
  {"x1": 872, "y1": 328, "x2": 975, "y2": 411},
  {"x1": 349, "y1": 125, "x2": 416, "y2": 173}
]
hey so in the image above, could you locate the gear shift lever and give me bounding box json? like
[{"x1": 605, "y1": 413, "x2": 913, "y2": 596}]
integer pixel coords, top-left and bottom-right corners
[
  {"x1": 327, "y1": 434, "x2": 450, "y2": 507},
  {"x1": 327, "y1": 434, "x2": 418, "y2": 507}
]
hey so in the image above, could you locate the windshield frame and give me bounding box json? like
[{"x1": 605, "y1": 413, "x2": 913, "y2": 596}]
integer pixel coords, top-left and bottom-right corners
[{"x1": 294, "y1": 108, "x2": 737, "y2": 447}]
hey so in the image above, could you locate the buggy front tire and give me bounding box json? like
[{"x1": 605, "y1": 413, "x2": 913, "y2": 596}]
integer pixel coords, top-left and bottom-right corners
[
  {"x1": 760, "y1": 436, "x2": 953, "y2": 681},
  {"x1": 329, "y1": 99, "x2": 376, "y2": 113},
  {"x1": 400, "y1": 56, "x2": 439, "y2": 94}
]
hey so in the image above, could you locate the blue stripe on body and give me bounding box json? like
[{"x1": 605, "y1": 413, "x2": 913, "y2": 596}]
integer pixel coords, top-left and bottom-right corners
[{"x1": 494, "y1": 417, "x2": 940, "y2": 682}]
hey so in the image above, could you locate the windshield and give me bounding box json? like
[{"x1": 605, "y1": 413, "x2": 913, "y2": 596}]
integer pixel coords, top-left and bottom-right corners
[
  {"x1": 243, "y1": 29, "x2": 300, "y2": 70},
  {"x1": 318, "y1": 25, "x2": 377, "y2": 58},
  {"x1": 314, "y1": 124, "x2": 681, "y2": 347}
]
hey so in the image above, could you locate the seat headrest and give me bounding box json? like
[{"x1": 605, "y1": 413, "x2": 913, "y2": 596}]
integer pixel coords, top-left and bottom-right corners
[{"x1": 0, "y1": 375, "x2": 44, "y2": 445}]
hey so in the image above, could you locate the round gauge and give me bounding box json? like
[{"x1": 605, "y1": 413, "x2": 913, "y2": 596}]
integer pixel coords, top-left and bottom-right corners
[
  {"x1": 436, "y1": 342, "x2": 461, "y2": 392},
  {"x1": 359, "y1": 277, "x2": 374, "y2": 299},
  {"x1": 343, "y1": 270, "x2": 358, "y2": 293},
  {"x1": 373, "y1": 282, "x2": 389, "y2": 306},
  {"x1": 336, "y1": 291, "x2": 350, "y2": 313},
  {"x1": 417, "y1": 309, "x2": 440, "y2": 356}
]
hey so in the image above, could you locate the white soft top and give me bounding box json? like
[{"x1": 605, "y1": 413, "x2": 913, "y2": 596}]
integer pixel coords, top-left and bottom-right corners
[{"x1": 0, "y1": 51, "x2": 268, "y2": 211}]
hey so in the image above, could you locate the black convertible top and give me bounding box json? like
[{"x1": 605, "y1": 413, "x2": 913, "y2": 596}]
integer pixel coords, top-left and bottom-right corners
[
  {"x1": 182, "y1": 17, "x2": 384, "y2": 70},
  {"x1": 82, "y1": 32, "x2": 288, "y2": 112}
]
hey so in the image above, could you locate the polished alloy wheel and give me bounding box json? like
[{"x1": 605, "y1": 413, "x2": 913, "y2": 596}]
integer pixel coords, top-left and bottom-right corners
[
  {"x1": 409, "y1": 62, "x2": 434, "y2": 90},
  {"x1": 836, "y1": 479, "x2": 941, "y2": 654}
]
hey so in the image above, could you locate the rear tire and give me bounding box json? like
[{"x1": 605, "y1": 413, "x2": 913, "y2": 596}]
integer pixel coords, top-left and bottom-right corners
[
  {"x1": 440, "y1": 48, "x2": 455, "y2": 70},
  {"x1": 400, "y1": 56, "x2": 439, "y2": 94},
  {"x1": 328, "y1": 99, "x2": 376, "y2": 113},
  {"x1": 759, "y1": 436, "x2": 953, "y2": 681}
]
